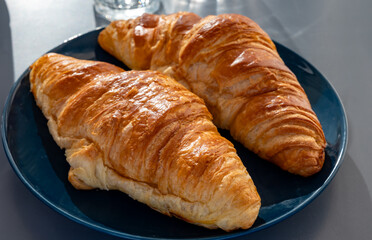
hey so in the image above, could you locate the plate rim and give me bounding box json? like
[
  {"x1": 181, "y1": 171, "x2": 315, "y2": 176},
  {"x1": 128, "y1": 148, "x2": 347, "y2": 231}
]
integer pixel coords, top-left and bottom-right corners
[{"x1": 1, "y1": 28, "x2": 348, "y2": 240}]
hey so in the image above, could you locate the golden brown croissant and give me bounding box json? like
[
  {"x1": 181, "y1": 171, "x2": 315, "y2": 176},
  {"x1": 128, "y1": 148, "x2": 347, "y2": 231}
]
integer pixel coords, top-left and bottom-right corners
[
  {"x1": 98, "y1": 12, "x2": 327, "y2": 177},
  {"x1": 29, "y1": 53, "x2": 260, "y2": 231}
]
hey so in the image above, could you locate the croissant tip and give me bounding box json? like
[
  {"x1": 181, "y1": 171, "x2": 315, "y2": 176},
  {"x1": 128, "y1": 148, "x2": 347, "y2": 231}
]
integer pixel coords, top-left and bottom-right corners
[
  {"x1": 272, "y1": 147, "x2": 325, "y2": 177},
  {"x1": 292, "y1": 155, "x2": 325, "y2": 177}
]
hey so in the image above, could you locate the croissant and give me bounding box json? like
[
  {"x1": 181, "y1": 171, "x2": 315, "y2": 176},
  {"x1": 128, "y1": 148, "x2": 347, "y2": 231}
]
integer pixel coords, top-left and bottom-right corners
[
  {"x1": 29, "y1": 53, "x2": 260, "y2": 231},
  {"x1": 98, "y1": 12, "x2": 327, "y2": 177}
]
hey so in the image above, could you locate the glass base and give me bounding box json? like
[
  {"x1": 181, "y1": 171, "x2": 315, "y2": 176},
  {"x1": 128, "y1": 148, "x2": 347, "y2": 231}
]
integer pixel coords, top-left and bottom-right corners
[{"x1": 94, "y1": 0, "x2": 161, "y2": 21}]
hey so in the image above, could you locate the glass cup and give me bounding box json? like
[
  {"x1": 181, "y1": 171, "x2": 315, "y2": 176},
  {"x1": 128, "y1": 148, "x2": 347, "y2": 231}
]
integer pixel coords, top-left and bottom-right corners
[{"x1": 94, "y1": 0, "x2": 161, "y2": 21}]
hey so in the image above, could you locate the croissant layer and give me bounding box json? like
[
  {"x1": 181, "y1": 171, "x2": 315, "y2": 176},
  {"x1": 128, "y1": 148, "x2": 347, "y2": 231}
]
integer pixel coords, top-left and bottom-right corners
[
  {"x1": 29, "y1": 53, "x2": 260, "y2": 231},
  {"x1": 98, "y1": 12, "x2": 327, "y2": 176}
]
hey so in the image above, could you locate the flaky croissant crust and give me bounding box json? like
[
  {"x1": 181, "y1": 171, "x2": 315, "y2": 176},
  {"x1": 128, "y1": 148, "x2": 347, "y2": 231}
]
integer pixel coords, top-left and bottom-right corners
[
  {"x1": 99, "y1": 12, "x2": 327, "y2": 177},
  {"x1": 29, "y1": 53, "x2": 260, "y2": 231}
]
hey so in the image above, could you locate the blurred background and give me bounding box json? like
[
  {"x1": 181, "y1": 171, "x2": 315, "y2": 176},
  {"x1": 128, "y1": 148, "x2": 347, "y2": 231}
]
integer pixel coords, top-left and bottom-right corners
[{"x1": 0, "y1": 0, "x2": 371, "y2": 239}]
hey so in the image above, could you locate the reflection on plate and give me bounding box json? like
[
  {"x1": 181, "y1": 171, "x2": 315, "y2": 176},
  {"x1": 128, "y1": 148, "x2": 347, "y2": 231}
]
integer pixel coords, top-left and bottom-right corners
[{"x1": 2, "y1": 28, "x2": 347, "y2": 240}]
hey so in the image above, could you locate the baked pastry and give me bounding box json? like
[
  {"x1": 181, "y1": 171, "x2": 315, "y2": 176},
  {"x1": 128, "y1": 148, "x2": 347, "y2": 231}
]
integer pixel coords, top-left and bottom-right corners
[
  {"x1": 29, "y1": 53, "x2": 260, "y2": 231},
  {"x1": 98, "y1": 12, "x2": 327, "y2": 177}
]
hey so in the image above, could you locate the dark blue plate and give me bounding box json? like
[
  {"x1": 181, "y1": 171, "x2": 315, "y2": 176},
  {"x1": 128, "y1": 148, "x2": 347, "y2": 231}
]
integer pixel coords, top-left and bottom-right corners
[{"x1": 2, "y1": 28, "x2": 347, "y2": 240}]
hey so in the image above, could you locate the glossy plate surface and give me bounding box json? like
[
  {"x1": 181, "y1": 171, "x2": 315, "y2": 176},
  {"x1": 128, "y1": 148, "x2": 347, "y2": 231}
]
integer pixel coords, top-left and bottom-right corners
[{"x1": 2, "y1": 29, "x2": 347, "y2": 240}]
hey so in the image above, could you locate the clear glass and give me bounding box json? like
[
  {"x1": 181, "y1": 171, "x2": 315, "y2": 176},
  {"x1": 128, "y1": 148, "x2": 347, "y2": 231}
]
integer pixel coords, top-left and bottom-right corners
[{"x1": 94, "y1": 0, "x2": 161, "y2": 21}]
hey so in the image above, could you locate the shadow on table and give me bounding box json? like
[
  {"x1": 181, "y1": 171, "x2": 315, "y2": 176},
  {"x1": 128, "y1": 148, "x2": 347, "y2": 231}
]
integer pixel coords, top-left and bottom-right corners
[
  {"x1": 244, "y1": 153, "x2": 372, "y2": 240},
  {"x1": 0, "y1": 0, "x2": 15, "y2": 168}
]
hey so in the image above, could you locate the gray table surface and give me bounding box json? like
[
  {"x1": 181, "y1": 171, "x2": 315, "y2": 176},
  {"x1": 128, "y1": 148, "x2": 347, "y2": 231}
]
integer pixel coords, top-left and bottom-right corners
[{"x1": 1, "y1": 0, "x2": 371, "y2": 239}]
